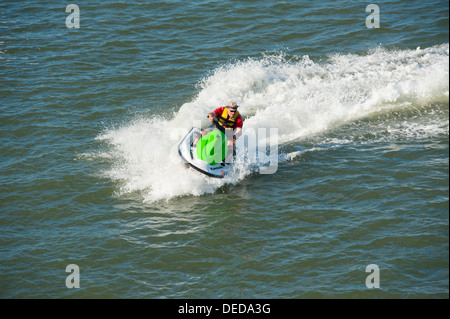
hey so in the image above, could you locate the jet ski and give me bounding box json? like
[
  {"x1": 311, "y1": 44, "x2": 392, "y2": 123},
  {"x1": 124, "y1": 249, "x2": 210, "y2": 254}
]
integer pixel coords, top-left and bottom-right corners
[{"x1": 178, "y1": 127, "x2": 234, "y2": 178}]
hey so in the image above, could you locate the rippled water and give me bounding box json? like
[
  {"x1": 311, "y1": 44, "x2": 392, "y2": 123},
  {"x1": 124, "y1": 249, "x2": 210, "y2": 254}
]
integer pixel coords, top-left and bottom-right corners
[{"x1": 1, "y1": 0, "x2": 448, "y2": 298}]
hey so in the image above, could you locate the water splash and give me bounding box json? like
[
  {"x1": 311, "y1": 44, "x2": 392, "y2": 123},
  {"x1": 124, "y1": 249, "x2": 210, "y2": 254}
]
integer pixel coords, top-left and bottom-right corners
[{"x1": 97, "y1": 44, "x2": 449, "y2": 202}]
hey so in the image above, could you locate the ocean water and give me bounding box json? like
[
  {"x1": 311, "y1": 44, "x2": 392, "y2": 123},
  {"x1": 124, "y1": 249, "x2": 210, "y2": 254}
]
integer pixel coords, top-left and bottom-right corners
[{"x1": 0, "y1": 0, "x2": 448, "y2": 299}]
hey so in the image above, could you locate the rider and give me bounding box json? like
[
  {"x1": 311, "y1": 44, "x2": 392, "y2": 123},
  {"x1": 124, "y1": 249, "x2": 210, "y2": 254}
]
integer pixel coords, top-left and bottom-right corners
[{"x1": 212, "y1": 101, "x2": 243, "y2": 163}]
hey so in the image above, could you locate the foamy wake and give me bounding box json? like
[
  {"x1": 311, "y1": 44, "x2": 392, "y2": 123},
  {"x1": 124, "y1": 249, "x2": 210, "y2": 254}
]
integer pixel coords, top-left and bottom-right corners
[{"x1": 96, "y1": 44, "x2": 449, "y2": 203}]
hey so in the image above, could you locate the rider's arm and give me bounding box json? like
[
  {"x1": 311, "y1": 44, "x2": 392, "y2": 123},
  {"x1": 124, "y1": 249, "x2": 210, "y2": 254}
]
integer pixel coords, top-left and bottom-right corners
[{"x1": 234, "y1": 127, "x2": 242, "y2": 139}]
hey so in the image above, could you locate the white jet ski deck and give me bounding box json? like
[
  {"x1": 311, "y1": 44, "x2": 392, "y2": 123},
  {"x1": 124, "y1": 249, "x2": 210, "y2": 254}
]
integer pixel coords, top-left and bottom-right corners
[{"x1": 178, "y1": 127, "x2": 234, "y2": 178}]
